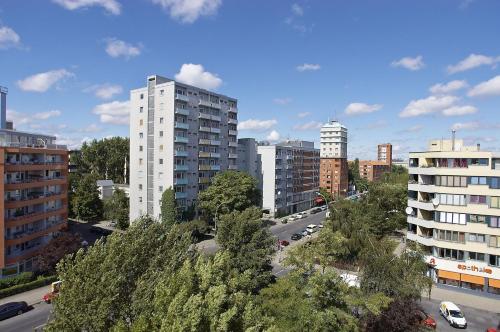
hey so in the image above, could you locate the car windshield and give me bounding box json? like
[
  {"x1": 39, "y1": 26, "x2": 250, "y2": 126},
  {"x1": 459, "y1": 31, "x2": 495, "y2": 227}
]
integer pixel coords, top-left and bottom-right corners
[{"x1": 449, "y1": 310, "x2": 463, "y2": 318}]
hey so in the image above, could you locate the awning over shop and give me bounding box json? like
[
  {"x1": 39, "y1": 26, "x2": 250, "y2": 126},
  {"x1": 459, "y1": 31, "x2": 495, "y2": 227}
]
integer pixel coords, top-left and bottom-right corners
[
  {"x1": 461, "y1": 273, "x2": 484, "y2": 285},
  {"x1": 489, "y1": 278, "x2": 500, "y2": 288},
  {"x1": 438, "y1": 270, "x2": 460, "y2": 281}
]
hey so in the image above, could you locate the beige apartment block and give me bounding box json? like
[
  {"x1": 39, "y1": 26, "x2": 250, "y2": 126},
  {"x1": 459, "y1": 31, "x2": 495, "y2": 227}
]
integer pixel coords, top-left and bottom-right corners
[{"x1": 407, "y1": 139, "x2": 500, "y2": 295}]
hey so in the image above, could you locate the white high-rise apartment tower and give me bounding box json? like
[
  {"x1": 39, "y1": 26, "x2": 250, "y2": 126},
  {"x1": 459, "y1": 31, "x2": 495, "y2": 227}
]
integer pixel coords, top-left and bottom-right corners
[
  {"x1": 319, "y1": 120, "x2": 348, "y2": 198},
  {"x1": 129, "y1": 75, "x2": 238, "y2": 221},
  {"x1": 320, "y1": 120, "x2": 347, "y2": 158}
]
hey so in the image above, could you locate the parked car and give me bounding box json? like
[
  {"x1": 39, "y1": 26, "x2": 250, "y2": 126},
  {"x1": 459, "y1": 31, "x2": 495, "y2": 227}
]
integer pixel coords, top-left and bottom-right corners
[
  {"x1": 0, "y1": 301, "x2": 28, "y2": 320},
  {"x1": 287, "y1": 215, "x2": 297, "y2": 221},
  {"x1": 318, "y1": 224, "x2": 324, "y2": 228},
  {"x1": 281, "y1": 218, "x2": 288, "y2": 224},
  {"x1": 291, "y1": 233, "x2": 302, "y2": 240},
  {"x1": 279, "y1": 240, "x2": 290, "y2": 247},
  {"x1": 298, "y1": 211, "x2": 308, "y2": 217},
  {"x1": 294, "y1": 214, "x2": 304, "y2": 219},
  {"x1": 416, "y1": 310, "x2": 436, "y2": 329},
  {"x1": 320, "y1": 206, "x2": 327, "y2": 211},
  {"x1": 306, "y1": 224, "x2": 318, "y2": 234},
  {"x1": 310, "y1": 208, "x2": 321, "y2": 214},
  {"x1": 301, "y1": 229, "x2": 309, "y2": 236},
  {"x1": 440, "y1": 301, "x2": 466, "y2": 329}
]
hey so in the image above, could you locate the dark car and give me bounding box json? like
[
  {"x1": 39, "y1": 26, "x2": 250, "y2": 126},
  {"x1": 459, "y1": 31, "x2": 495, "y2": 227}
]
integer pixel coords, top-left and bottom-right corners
[
  {"x1": 416, "y1": 310, "x2": 436, "y2": 329},
  {"x1": 291, "y1": 233, "x2": 302, "y2": 240},
  {"x1": 0, "y1": 301, "x2": 29, "y2": 320},
  {"x1": 310, "y1": 208, "x2": 321, "y2": 214},
  {"x1": 279, "y1": 240, "x2": 290, "y2": 247}
]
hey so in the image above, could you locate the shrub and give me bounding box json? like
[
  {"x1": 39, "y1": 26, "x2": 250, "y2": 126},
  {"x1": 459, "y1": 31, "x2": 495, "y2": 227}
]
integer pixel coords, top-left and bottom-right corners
[
  {"x1": 0, "y1": 272, "x2": 34, "y2": 290},
  {"x1": 0, "y1": 275, "x2": 57, "y2": 299}
]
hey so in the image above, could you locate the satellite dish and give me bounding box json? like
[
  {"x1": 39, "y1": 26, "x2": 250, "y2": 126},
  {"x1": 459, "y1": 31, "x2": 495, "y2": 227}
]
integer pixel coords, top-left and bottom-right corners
[
  {"x1": 405, "y1": 207, "x2": 413, "y2": 215},
  {"x1": 432, "y1": 198, "x2": 440, "y2": 206}
]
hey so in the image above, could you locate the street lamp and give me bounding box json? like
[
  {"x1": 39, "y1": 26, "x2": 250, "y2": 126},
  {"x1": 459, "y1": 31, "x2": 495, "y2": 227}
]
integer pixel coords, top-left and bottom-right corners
[
  {"x1": 214, "y1": 202, "x2": 225, "y2": 234},
  {"x1": 316, "y1": 191, "x2": 330, "y2": 217}
]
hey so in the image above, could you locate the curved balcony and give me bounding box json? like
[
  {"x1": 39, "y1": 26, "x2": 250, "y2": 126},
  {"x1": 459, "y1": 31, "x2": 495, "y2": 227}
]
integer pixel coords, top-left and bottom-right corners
[
  {"x1": 5, "y1": 221, "x2": 66, "y2": 246},
  {"x1": 407, "y1": 216, "x2": 435, "y2": 229},
  {"x1": 5, "y1": 192, "x2": 67, "y2": 209},
  {"x1": 4, "y1": 177, "x2": 66, "y2": 190},
  {"x1": 5, "y1": 206, "x2": 68, "y2": 227},
  {"x1": 406, "y1": 231, "x2": 434, "y2": 247},
  {"x1": 5, "y1": 162, "x2": 66, "y2": 172}
]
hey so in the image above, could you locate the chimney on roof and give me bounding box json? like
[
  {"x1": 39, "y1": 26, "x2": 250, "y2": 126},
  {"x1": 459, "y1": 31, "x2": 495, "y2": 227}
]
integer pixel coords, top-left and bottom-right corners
[
  {"x1": 0, "y1": 86, "x2": 7, "y2": 130},
  {"x1": 477, "y1": 143, "x2": 480, "y2": 151}
]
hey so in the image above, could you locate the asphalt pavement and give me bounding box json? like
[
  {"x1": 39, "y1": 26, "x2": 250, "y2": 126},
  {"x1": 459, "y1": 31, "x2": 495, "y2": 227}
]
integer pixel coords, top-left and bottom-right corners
[
  {"x1": 0, "y1": 302, "x2": 51, "y2": 332},
  {"x1": 419, "y1": 298, "x2": 499, "y2": 332}
]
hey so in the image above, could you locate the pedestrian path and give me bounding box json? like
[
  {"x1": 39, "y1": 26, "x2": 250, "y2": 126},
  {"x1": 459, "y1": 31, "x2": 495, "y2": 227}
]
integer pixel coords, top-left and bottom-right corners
[
  {"x1": 0, "y1": 285, "x2": 49, "y2": 306},
  {"x1": 428, "y1": 284, "x2": 500, "y2": 313}
]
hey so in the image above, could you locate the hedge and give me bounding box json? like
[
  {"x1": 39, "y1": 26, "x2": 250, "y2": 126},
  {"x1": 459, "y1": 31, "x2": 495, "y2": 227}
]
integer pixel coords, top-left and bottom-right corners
[
  {"x1": 0, "y1": 275, "x2": 57, "y2": 299},
  {"x1": 0, "y1": 272, "x2": 33, "y2": 290}
]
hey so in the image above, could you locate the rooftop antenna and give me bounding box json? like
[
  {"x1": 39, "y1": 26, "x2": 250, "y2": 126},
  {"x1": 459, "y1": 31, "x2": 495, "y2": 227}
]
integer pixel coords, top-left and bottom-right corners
[{"x1": 452, "y1": 130, "x2": 456, "y2": 151}]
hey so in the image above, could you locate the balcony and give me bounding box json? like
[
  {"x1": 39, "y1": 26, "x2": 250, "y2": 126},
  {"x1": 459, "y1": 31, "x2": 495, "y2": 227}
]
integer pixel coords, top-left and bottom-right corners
[
  {"x1": 210, "y1": 152, "x2": 221, "y2": 158},
  {"x1": 5, "y1": 192, "x2": 66, "y2": 209},
  {"x1": 199, "y1": 113, "x2": 212, "y2": 120},
  {"x1": 199, "y1": 139, "x2": 211, "y2": 145},
  {"x1": 174, "y1": 150, "x2": 188, "y2": 157},
  {"x1": 199, "y1": 151, "x2": 210, "y2": 158},
  {"x1": 408, "y1": 199, "x2": 435, "y2": 211},
  {"x1": 211, "y1": 115, "x2": 221, "y2": 122},
  {"x1": 406, "y1": 232, "x2": 434, "y2": 247},
  {"x1": 175, "y1": 192, "x2": 187, "y2": 199},
  {"x1": 228, "y1": 118, "x2": 237, "y2": 125},
  {"x1": 198, "y1": 177, "x2": 210, "y2": 184},
  {"x1": 199, "y1": 165, "x2": 221, "y2": 171},
  {"x1": 175, "y1": 94, "x2": 190, "y2": 102},
  {"x1": 5, "y1": 221, "x2": 66, "y2": 245},
  {"x1": 175, "y1": 108, "x2": 190, "y2": 116},
  {"x1": 174, "y1": 165, "x2": 189, "y2": 171},
  {"x1": 175, "y1": 122, "x2": 189, "y2": 130},
  {"x1": 199, "y1": 126, "x2": 211, "y2": 132},
  {"x1": 228, "y1": 142, "x2": 238, "y2": 147},
  {"x1": 174, "y1": 178, "x2": 188, "y2": 185},
  {"x1": 174, "y1": 136, "x2": 189, "y2": 144},
  {"x1": 228, "y1": 153, "x2": 238, "y2": 159},
  {"x1": 228, "y1": 130, "x2": 237, "y2": 136},
  {"x1": 211, "y1": 128, "x2": 221, "y2": 134},
  {"x1": 228, "y1": 165, "x2": 238, "y2": 170},
  {"x1": 199, "y1": 99, "x2": 221, "y2": 109},
  {"x1": 210, "y1": 140, "x2": 221, "y2": 146},
  {"x1": 4, "y1": 177, "x2": 66, "y2": 190},
  {"x1": 228, "y1": 107, "x2": 238, "y2": 113},
  {"x1": 407, "y1": 216, "x2": 435, "y2": 229},
  {"x1": 6, "y1": 206, "x2": 67, "y2": 226}
]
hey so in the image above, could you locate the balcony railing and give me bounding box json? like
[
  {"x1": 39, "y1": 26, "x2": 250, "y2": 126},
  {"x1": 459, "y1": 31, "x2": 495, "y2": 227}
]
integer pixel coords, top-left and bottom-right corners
[
  {"x1": 174, "y1": 165, "x2": 189, "y2": 171},
  {"x1": 228, "y1": 130, "x2": 237, "y2": 136},
  {"x1": 175, "y1": 94, "x2": 190, "y2": 102},
  {"x1": 174, "y1": 150, "x2": 188, "y2": 157},
  {"x1": 174, "y1": 192, "x2": 187, "y2": 199},
  {"x1": 228, "y1": 165, "x2": 237, "y2": 170},
  {"x1": 174, "y1": 122, "x2": 189, "y2": 130},
  {"x1": 199, "y1": 99, "x2": 221, "y2": 109},
  {"x1": 174, "y1": 136, "x2": 189, "y2": 143},
  {"x1": 175, "y1": 108, "x2": 190, "y2": 116},
  {"x1": 228, "y1": 142, "x2": 238, "y2": 147},
  {"x1": 228, "y1": 118, "x2": 237, "y2": 125},
  {"x1": 174, "y1": 178, "x2": 188, "y2": 185}
]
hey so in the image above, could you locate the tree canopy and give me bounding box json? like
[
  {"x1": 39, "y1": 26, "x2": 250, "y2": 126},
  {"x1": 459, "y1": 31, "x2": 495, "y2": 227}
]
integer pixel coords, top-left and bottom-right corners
[
  {"x1": 160, "y1": 187, "x2": 178, "y2": 228},
  {"x1": 71, "y1": 174, "x2": 103, "y2": 222},
  {"x1": 198, "y1": 171, "x2": 261, "y2": 219},
  {"x1": 103, "y1": 188, "x2": 129, "y2": 230}
]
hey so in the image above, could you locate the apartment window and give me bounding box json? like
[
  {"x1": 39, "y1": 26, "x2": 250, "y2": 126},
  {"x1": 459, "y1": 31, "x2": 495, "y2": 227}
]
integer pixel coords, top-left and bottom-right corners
[
  {"x1": 470, "y1": 214, "x2": 487, "y2": 223},
  {"x1": 490, "y1": 216, "x2": 500, "y2": 228},
  {"x1": 434, "y1": 229, "x2": 465, "y2": 243},
  {"x1": 159, "y1": 159, "x2": 163, "y2": 165},
  {"x1": 140, "y1": 94, "x2": 144, "y2": 99},
  {"x1": 139, "y1": 133, "x2": 143, "y2": 139},
  {"x1": 139, "y1": 119, "x2": 143, "y2": 126},
  {"x1": 159, "y1": 145, "x2": 164, "y2": 152},
  {"x1": 490, "y1": 255, "x2": 500, "y2": 267},
  {"x1": 490, "y1": 236, "x2": 500, "y2": 248},
  {"x1": 437, "y1": 211, "x2": 466, "y2": 225},
  {"x1": 139, "y1": 158, "x2": 143, "y2": 165},
  {"x1": 492, "y1": 178, "x2": 500, "y2": 189},
  {"x1": 159, "y1": 186, "x2": 163, "y2": 192},
  {"x1": 139, "y1": 197, "x2": 143, "y2": 203},
  {"x1": 140, "y1": 107, "x2": 143, "y2": 113},
  {"x1": 160, "y1": 117, "x2": 164, "y2": 124},
  {"x1": 470, "y1": 176, "x2": 487, "y2": 185},
  {"x1": 490, "y1": 196, "x2": 500, "y2": 209},
  {"x1": 436, "y1": 175, "x2": 467, "y2": 187},
  {"x1": 439, "y1": 194, "x2": 465, "y2": 206},
  {"x1": 159, "y1": 131, "x2": 164, "y2": 137},
  {"x1": 139, "y1": 184, "x2": 142, "y2": 190},
  {"x1": 437, "y1": 248, "x2": 464, "y2": 261},
  {"x1": 139, "y1": 146, "x2": 143, "y2": 152},
  {"x1": 469, "y1": 195, "x2": 487, "y2": 204},
  {"x1": 468, "y1": 252, "x2": 485, "y2": 262},
  {"x1": 160, "y1": 89, "x2": 164, "y2": 96},
  {"x1": 468, "y1": 233, "x2": 485, "y2": 243}
]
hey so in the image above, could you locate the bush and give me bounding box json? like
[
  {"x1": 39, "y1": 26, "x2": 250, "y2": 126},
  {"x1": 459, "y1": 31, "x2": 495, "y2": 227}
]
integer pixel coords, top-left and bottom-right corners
[
  {"x1": 0, "y1": 272, "x2": 33, "y2": 290},
  {"x1": 0, "y1": 275, "x2": 57, "y2": 299}
]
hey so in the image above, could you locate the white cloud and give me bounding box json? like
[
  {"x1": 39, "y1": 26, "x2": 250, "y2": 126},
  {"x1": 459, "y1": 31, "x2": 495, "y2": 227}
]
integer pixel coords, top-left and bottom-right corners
[
  {"x1": 293, "y1": 121, "x2": 323, "y2": 131},
  {"x1": 447, "y1": 54, "x2": 500, "y2": 74},
  {"x1": 391, "y1": 55, "x2": 425, "y2": 71},
  {"x1": 174, "y1": 63, "x2": 222, "y2": 90},
  {"x1": 52, "y1": 0, "x2": 121, "y2": 15},
  {"x1": 105, "y1": 38, "x2": 141, "y2": 59},
  {"x1": 33, "y1": 110, "x2": 62, "y2": 120},
  {"x1": 238, "y1": 119, "x2": 277, "y2": 132},
  {"x1": 0, "y1": 26, "x2": 21, "y2": 49},
  {"x1": 399, "y1": 95, "x2": 458, "y2": 118},
  {"x1": 429, "y1": 80, "x2": 468, "y2": 95},
  {"x1": 345, "y1": 102, "x2": 382, "y2": 115},
  {"x1": 84, "y1": 84, "x2": 123, "y2": 99},
  {"x1": 266, "y1": 130, "x2": 280, "y2": 142},
  {"x1": 273, "y1": 97, "x2": 292, "y2": 105},
  {"x1": 151, "y1": 0, "x2": 221, "y2": 23},
  {"x1": 442, "y1": 105, "x2": 477, "y2": 116},
  {"x1": 297, "y1": 112, "x2": 310, "y2": 118},
  {"x1": 467, "y1": 75, "x2": 500, "y2": 97},
  {"x1": 451, "y1": 122, "x2": 480, "y2": 131},
  {"x1": 80, "y1": 123, "x2": 102, "y2": 133},
  {"x1": 17, "y1": 69, "x2": 73, "y2": 92},
  {"x1": 92, "y1": 100, "x2": 130, "y2": 125},
  {"x1": 291, "y1": 3, "x2": 303, "y2": 16},
  {"x1": 408, "y1": 125, "x2": 423, "y2": 132},
  {"x1": 296, "y1": 63, "x2": 321, "y2": 72}
]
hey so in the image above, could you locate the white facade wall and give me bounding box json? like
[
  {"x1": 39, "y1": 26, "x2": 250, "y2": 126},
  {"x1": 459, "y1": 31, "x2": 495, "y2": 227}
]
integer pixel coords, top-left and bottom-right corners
[
  {"x1": 320, "y1": 120, "x2": 347, "y2": 158},
  {"x1": 258, "y1": 146, "x2": 277, "y2": 214}
]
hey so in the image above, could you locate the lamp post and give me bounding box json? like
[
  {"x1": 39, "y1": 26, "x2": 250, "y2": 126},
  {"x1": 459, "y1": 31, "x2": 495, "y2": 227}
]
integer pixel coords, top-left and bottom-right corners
[
  {"x1": 316, "y1": 191, "x2": 330, "y2": 217},
  {"x1": 214, "y1": 202, "x2": 225, "y2": 234}
]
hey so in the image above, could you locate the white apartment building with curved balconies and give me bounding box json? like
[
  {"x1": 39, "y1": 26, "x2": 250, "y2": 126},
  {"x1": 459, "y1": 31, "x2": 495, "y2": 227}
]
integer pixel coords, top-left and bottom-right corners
[{"x1": 407, "y1": 139, "x2": 500, "y2": 295}]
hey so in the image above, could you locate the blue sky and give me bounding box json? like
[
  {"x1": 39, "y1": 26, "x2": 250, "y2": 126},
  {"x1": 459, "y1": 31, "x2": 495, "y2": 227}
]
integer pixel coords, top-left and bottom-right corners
[{"x1": 1, "y1": 0, "x2": 499, "y2": 159}]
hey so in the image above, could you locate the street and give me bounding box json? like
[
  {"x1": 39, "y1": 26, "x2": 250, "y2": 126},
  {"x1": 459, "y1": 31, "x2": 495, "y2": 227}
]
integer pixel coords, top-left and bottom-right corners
[{"x1": 0, "y1": 302, "x2": 51, "y2": 332}]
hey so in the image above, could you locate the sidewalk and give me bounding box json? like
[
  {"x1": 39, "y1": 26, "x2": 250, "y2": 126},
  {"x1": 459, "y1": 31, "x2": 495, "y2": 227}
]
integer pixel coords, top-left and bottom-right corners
[
  {"x1": 0, "y1": 285, "x2": 50, "y2": 306},
  {"x1": 428, "y1": 285, "x2": 500, "y2": 313}
]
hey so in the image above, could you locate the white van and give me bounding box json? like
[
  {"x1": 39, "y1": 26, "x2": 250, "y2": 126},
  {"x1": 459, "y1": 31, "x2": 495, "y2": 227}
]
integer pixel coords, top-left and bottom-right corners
[
  {"x1": 306, "y1": 224, "x2": 317, "y2": 234},
  {"x1": 440, "y1": 301, "x2": 466, "y2": 328}
]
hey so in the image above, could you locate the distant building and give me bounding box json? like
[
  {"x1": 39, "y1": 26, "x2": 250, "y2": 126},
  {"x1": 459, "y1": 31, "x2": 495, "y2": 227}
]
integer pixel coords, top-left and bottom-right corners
[
  {"x1": 392, "y1": 159, "x2": 408, "y2": 169},
  {"x1": 68, "y1": 150, "x2": 81, "y2": 173},
  {"x1": 129, "y1": 75, "x2": 238, "y2": 221},
  {"x1": 237, "y1": 138, "x2": 259, "y2": 179},
  {"x1": 0, "y1": 86, "x2": 69, "y2": 277},
  {"x1": 407, "y1": 138, "x2": 500, "y2": 295},
  {"x1": 258, "y1": 140, "x2": 320, "y2": 217},
  {"x1": 359, "y1": 143, "x2": 393, "y2": 182},
  {"x1": 319, "y1": 121, "x2": 348, "y2": 198},
  {"x1": 97, "y1": 180, "x2": 130, "y2": 200}
]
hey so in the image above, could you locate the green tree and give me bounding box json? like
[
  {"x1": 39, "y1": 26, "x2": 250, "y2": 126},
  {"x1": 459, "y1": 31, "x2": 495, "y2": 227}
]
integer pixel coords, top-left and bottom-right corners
[
  {"x1": 318, "y1": 187, "x2": 333, "y2": 203},
  {"x1": 71, "y1": 174, "x2": 103, "y2": 222},
  {"x1": 35, "y1": 233, "x2": 82, "y2": 275},
  {"x1": 104, "y1": 189, "x2": 129, "y2": 230},
  {"x1": 160, "y1": 187, "x2": 178, "y2": 228},
  {"x1": 216, "y1": 207, "x2": 275, "y2": 291},
  {"x1": 198, "y1": 171, "x2": 261, "y2": 219},
  {"x1": 364, "y1": 298, "x2": 423, "y2": 332},
  {"x1": 364, "y1": 182, "x2": 407, "y2": 235}
]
